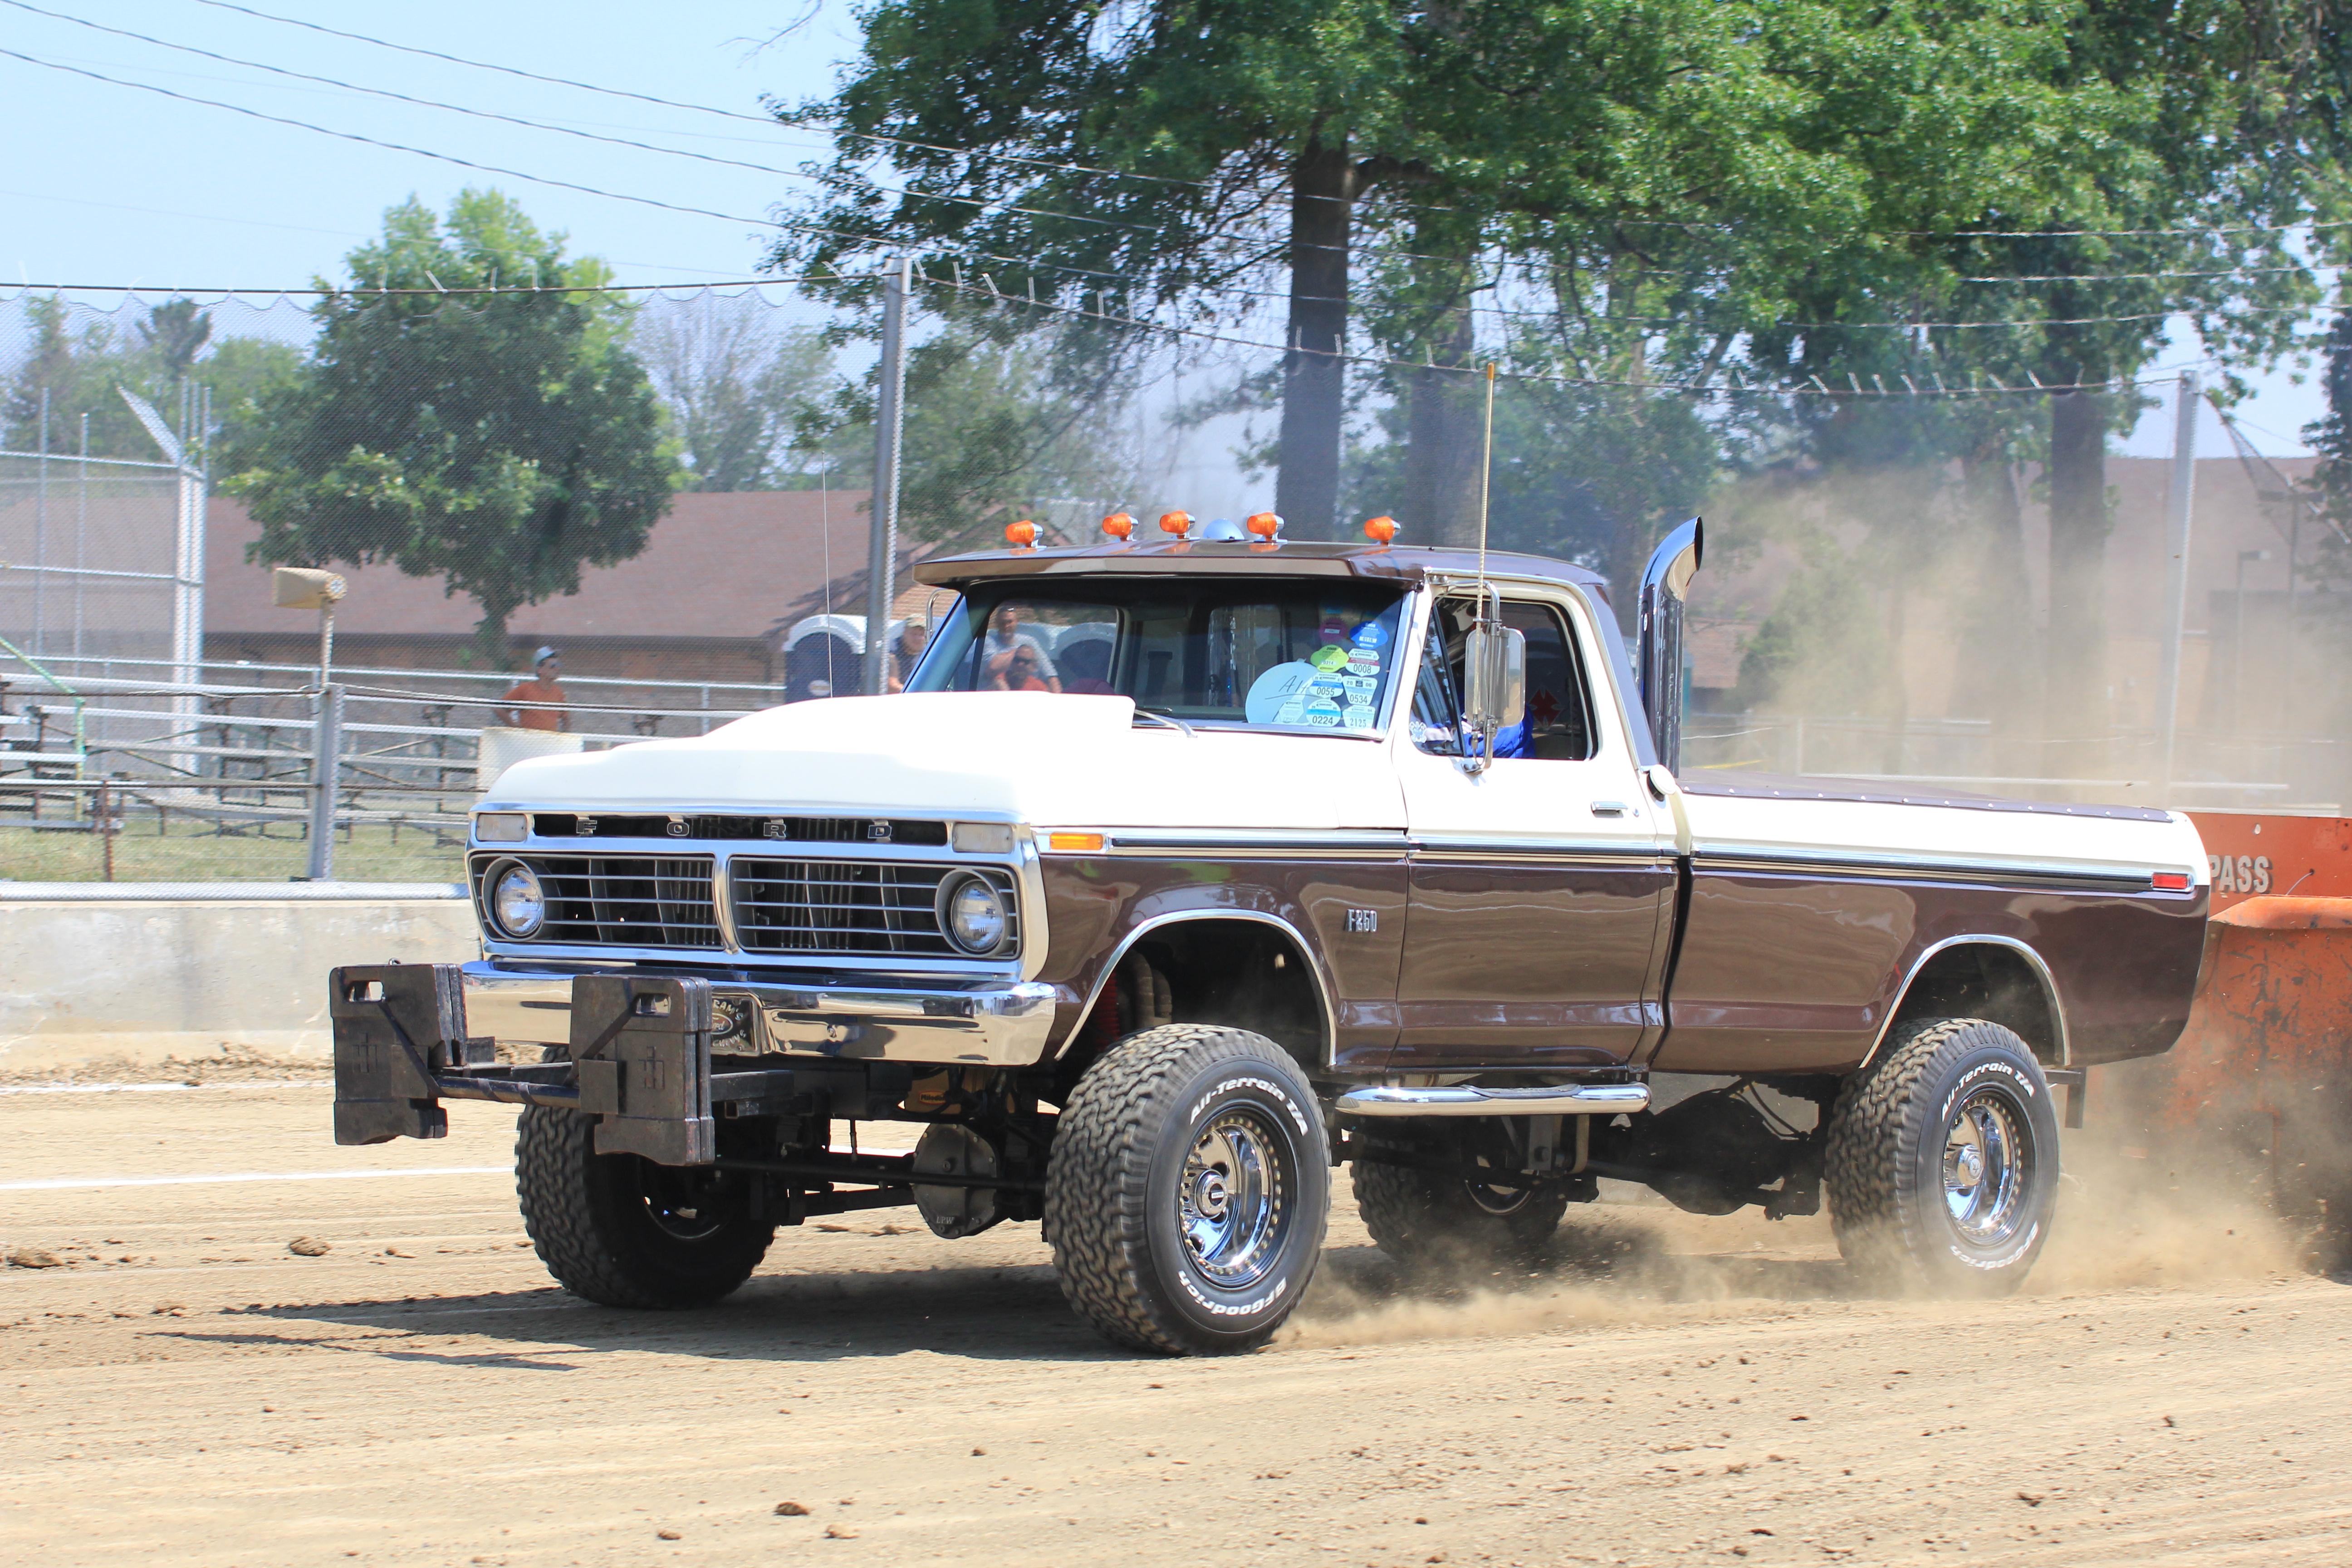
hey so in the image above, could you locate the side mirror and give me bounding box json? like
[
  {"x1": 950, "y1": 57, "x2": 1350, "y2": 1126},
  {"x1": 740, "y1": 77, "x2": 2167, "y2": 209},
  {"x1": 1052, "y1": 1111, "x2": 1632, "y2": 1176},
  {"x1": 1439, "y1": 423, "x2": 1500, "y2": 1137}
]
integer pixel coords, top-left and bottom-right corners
[{"x1": 1462, "y1": 619, "x2": 1526, "y2": 761}]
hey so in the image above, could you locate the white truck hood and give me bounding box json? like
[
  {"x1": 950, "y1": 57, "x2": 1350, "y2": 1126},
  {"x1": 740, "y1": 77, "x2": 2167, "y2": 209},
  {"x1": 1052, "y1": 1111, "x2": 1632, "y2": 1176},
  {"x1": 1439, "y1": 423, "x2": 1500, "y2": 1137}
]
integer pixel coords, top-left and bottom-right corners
[{"x1": 486, "y1": 692, "x2": 1405, "y2": 831}]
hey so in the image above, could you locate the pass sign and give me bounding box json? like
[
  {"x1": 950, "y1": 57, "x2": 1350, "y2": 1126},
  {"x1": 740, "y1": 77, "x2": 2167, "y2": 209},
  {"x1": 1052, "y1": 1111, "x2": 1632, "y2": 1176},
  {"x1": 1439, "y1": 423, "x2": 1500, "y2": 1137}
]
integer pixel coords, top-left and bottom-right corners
[{"x1": 2183, "y1": 811, "x2": 2352, "y2": 911}]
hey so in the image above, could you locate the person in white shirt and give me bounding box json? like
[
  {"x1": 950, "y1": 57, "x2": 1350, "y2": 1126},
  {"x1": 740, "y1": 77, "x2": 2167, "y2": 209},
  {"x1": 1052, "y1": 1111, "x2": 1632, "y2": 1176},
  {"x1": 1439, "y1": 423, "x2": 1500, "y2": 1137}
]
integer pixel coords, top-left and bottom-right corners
[{"x1": 981, "y1": 603, "x2": 1062, "y2": 693}]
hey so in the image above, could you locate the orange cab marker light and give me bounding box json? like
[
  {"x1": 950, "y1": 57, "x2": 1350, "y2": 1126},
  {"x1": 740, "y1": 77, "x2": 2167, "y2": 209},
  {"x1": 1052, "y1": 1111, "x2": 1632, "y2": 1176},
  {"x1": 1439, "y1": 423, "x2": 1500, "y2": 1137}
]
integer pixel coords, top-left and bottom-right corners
[
  {"x1": 1245, "y1": 511, "x2": 1283, "y2": 539},
  {"x1": 2152, "y1": 870, "x2": 2192, "y2": 892},
  {"x1": 1048, "y1": 831, "x2": 1107, "y2": 853},
  {"x1": 1005, "y1": 519, "x2": 1039, "y2": 548},
  {"x1": 1159, "y1": 510, "x2": 1193, "y2": 538},
  {"x1": 1363, "y1": 515, "x2": 1399, "y2": 544},
  {"x1": 1102, "y1": 512, "x2": 1135, "y2": 540}
]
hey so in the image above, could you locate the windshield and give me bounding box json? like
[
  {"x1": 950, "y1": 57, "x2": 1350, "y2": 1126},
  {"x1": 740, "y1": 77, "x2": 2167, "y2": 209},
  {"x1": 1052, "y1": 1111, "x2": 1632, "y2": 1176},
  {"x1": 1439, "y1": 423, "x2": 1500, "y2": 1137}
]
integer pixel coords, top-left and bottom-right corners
[{"x1": 907, "y1": 578, "x2": 1411, "y2": 732}]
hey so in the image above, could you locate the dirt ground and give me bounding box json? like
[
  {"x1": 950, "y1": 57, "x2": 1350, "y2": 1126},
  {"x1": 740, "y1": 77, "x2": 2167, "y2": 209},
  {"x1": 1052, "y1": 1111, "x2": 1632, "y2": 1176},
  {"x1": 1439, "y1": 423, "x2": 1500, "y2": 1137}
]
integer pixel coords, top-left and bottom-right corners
[{"x1": 6, "y1": 1074, "x2": 2352, "y2": 1567}]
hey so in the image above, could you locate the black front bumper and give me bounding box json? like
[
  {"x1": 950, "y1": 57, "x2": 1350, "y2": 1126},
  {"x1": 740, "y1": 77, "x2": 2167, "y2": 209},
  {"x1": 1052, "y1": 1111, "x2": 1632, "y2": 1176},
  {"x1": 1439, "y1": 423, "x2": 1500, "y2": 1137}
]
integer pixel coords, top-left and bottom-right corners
[{"x1": 332, "y1": 963, "x2": 735, "y2": 1165}]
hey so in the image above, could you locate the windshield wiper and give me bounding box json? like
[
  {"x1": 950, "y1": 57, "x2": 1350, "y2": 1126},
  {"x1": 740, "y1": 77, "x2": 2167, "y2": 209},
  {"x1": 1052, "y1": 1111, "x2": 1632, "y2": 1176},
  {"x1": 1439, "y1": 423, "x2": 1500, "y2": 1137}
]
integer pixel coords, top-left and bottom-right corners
[{"x1": 1132, "y1": 708, "x2": 1196, "y2": 739}]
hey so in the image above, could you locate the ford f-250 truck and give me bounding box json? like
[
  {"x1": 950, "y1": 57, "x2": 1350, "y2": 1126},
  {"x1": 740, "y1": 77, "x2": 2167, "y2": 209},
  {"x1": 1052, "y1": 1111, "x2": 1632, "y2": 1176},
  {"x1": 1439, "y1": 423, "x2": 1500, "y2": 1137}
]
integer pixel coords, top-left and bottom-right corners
[{"x1": 329, "y1": 516, "x2": 2210, "y2": 1354}]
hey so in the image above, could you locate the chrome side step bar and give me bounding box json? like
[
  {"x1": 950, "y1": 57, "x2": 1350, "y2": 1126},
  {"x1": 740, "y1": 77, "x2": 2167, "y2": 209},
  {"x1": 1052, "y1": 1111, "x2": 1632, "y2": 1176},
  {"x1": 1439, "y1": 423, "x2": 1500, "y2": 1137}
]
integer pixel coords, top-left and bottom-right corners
[{"x1": 1334, "y1": 1082, "x2": 1650, "y2": 1118}]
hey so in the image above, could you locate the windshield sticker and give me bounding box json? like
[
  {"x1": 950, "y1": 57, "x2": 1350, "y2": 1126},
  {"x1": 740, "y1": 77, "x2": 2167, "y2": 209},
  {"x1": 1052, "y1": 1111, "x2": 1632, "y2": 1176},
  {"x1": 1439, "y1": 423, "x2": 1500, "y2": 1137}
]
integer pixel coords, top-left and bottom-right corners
[
  {"x1": 1342, "y1": 704, "x2": 1377, "y2": 732},
  {"x1": 1319, "y1": 607, "x2": 1352, "y2": 644},
  {"x1": 1346, "y1": 649, "x2": 1380, "y2": 677},
  {"x1": 1302, "y1": 696, "x2": 1344, "y2": 727},
  {"x1": 1275, "y1": 697, "x2": 1306, "y2": 724},
  {"x1": 1341, "y1": 674, "x2": 1377, "y2": 701},
  {"x1": 1350, "y1": 622, "x2": 1387, "y2": 649},
  {"x1": 1309, "y1": 644, "x2": 1350, "y2": 673},
  {"x1": 1247, "y1": 661, "x2": 1321, "y2": 721}
]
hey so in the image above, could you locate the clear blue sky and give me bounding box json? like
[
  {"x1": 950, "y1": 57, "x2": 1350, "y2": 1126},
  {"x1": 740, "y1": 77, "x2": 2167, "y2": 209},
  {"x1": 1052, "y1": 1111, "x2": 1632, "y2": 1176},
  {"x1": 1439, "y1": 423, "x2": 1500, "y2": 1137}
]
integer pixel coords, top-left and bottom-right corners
[
  {"x1": 0, "y1": 0, "x2": 861, "y2": 289},
  {"x1": 0, "y1": 0, "x2": 2329, "y2": 461}
]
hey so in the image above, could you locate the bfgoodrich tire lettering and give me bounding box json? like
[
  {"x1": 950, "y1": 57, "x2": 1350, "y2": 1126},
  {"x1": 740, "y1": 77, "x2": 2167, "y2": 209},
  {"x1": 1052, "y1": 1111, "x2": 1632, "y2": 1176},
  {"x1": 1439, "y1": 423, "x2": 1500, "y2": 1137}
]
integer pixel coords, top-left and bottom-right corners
[
  {"x1": 1825, "y1": 1017, "x2": 2060, "y2": 1294},
  {"x1": 1046, "y1": 1024, "x2": 1330, "y2": 1354}
]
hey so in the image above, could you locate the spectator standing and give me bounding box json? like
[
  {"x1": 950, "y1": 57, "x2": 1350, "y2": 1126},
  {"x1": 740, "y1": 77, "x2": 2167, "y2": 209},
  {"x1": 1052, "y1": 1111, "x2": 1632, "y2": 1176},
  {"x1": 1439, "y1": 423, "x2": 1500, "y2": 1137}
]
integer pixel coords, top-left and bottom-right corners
[
  {"x1": 887, "y1": 618, "x2": 929, "y2": 692},
  {"x1": 499, "y1": 647, "x2": 570, "y2": 731}
]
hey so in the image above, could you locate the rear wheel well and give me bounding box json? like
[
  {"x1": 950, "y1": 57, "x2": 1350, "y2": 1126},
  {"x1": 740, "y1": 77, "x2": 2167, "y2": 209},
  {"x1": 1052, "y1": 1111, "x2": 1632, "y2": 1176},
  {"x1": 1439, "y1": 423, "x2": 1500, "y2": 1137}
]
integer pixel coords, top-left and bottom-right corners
[
  {"x1": 1056, "y1": 919, "x2": 1325, "y2": 1086},
  {"x1": 1884, "y1": 942, "x2": 2063, "y2": 1066}
]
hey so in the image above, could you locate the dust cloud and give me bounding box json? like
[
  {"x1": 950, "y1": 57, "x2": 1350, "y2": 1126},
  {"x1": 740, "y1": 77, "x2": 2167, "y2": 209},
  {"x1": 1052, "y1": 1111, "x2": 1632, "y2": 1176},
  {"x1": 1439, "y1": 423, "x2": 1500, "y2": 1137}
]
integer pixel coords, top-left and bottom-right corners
[{"x1": 1286, "y1": 1137, "x2": 2317, "y2": 1352}]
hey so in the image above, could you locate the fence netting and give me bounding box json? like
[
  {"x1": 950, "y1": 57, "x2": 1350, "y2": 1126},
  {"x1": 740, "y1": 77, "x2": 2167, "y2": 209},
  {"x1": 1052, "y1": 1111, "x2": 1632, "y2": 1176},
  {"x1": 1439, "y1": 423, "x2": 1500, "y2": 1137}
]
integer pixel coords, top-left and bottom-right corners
[{"x1": 0, "y1": 283, "x2": 2342, "y2": 881}]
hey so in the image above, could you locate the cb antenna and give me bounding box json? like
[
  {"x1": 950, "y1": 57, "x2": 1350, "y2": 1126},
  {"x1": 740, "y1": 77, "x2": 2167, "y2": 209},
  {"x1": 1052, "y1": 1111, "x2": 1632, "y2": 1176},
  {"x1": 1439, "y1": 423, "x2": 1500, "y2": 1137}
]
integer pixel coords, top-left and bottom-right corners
[{"x1": 1477, "y1": 361, "x2": 1496, "y2": 590}]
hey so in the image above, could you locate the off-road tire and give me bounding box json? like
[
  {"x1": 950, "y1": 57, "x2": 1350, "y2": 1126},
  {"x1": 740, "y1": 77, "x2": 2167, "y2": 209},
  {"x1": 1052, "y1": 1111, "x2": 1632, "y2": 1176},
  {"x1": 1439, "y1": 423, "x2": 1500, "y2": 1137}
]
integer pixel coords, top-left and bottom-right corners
[
  {"x1": 1046, "y1": 1024, "x2": 1330, "y2": 1355},
  {"x1": 1353, "y1": 1142, "x2": 1570, "y2": 1264},
  {"x1": 1825, "y1": 1017, "x2": 2060, "y2": 1294},
  {"x1": 514, "y1": 1103, "x2": 774, "y2": 1309}
]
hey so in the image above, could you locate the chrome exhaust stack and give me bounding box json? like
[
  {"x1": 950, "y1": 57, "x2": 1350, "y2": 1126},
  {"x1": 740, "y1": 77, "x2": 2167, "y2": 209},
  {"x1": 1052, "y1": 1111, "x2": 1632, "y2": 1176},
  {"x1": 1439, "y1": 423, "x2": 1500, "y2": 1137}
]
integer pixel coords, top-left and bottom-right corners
[{"x1": 1636, "y1": 517, "x2": 1704, "y2": 772}]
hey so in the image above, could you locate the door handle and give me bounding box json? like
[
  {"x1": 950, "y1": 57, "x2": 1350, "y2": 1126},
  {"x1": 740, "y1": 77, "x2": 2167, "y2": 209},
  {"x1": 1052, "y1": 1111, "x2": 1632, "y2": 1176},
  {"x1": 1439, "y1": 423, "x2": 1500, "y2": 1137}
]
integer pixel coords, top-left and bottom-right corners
[{"x1": 1590, "y1": 800, "x2": 1630, "y2": 818}]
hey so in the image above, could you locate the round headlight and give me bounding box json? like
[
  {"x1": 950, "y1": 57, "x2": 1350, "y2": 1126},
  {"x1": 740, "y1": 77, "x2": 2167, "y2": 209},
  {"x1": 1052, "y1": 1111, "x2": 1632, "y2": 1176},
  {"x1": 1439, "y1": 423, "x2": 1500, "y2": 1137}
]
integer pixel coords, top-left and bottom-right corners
[
  {"x1": 490, "y1": 862, "x2": 546, "y2": 939},
  {"x1": 940, "y1": 874, "x2": 1009, "y2": 955}
]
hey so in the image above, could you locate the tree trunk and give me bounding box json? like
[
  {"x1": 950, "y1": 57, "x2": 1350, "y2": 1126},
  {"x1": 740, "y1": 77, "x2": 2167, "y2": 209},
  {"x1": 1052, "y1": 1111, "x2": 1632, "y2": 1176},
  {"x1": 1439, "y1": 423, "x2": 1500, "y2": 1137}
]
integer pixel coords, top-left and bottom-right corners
[
  {"x1": 1278, "y1": 137, "x2": 1354, "y2": 539},
  {"x1": 1403, "y1": 267, "x2": 1483, "y2": 548},
  {"x1": 1950, "y1": 447, "x2": 2040, "y2": 767},
  {"x1": 1603, "y1": 508, "x2": 1650, "y2": 634},
  {"x1": 2043, "y1": 388, "x2": 2112, "y2": 775},
  {"x1": 471, "y1": 602, "x2": 518, "y2": 673}
]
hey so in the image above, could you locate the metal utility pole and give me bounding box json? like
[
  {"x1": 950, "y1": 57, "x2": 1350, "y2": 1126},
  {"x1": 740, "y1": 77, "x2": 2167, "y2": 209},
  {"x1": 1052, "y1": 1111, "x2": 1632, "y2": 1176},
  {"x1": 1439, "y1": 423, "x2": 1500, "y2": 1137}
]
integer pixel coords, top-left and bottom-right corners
[
  {"x1": 34, "y1": 387, "x2": 48, "y2": 658},
  {"x1": 2154, "y1": 372, "x2": 2199, "y2": 798},
  {"x1": 864, "y1": 255, "x2": 912, "y2": 696},
  {"x1": 307, "y1": 684, "x2": 343, "y2": 882}
]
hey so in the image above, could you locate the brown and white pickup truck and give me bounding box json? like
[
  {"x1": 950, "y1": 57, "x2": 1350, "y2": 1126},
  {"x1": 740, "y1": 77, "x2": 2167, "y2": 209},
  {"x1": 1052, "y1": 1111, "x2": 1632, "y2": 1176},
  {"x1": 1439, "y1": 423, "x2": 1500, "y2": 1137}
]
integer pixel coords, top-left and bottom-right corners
[{"x1": 330, "y1": 517, "x2": 2210, "y2": 1353}]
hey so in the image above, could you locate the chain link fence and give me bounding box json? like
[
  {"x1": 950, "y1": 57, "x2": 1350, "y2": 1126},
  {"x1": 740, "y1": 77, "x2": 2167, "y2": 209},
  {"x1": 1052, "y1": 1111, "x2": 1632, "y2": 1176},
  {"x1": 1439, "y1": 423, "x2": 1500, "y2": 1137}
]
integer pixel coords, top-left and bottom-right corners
[{"x1": 1, "y1": 284, "x2": 2343, "y2": 884}]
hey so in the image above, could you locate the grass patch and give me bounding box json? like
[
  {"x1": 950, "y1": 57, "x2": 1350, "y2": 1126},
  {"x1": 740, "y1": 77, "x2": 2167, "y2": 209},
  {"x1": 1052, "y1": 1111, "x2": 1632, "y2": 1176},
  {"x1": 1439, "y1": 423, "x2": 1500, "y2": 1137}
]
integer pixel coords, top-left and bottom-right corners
[{"x1": 0, "y1": 817, "x2": 468, "y2": 884}]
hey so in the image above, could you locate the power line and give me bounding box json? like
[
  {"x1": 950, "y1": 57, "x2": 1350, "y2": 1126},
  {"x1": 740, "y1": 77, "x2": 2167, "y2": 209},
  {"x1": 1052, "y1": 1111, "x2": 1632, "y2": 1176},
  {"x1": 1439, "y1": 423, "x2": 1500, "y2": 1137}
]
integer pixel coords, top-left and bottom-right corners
[
  {"x1": 6, "y1": 1, "x2": 1260, "y2": 261},
  {"x1": 0, "y1": 48, "x2": 838, "y2": 240},
  {"x1": 11, "y1": 267, "x2": 2339, "y2": 343},
  {"x1": 5, "y1": 31, "x2": 2332, "y2": 333},
  {"x1": 0, "y1": 45, "x2": 1181, "y2": 293},
  {"x1": 0, "y1": 38, "x2": 1307, "y2": 300},
  {"x1": 0, "y1": 272, "x2": 2234, "y2": 399},
  {"x1": 174, "y1": 0, "x2": 2352, "y2": 250},
  {"x1": 909, "y1": 270, "x2": 2220, "y2": 398},
  {"x1": 1, "y1": 277, "x2": 843, "y2": 299},
  {"x1": 184, "y1": 0, "x2": 1225, "y2": 194}
]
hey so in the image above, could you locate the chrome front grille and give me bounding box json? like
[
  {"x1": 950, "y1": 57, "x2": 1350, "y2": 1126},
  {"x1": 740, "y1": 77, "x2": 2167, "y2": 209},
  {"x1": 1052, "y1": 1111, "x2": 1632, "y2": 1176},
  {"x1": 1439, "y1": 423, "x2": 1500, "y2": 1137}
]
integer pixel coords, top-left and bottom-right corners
[
  {"x1": 731, "y1": 858, "x2": 1018, "y2": 959},
  {"x1": 474, "y1": 853, "x2": 719, "y2": 949}
]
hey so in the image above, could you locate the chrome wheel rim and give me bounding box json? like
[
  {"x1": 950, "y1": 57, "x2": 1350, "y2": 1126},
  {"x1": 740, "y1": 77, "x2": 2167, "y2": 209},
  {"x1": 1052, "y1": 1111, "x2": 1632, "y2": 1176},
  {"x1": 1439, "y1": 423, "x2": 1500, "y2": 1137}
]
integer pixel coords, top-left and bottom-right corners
[
  {"x1": 1178, "y1": 1108, "x2": 1287, "y2": 1289},
  {"x1": 1942, "y1": 1088, "x2": 2031, "y2": 1247}
]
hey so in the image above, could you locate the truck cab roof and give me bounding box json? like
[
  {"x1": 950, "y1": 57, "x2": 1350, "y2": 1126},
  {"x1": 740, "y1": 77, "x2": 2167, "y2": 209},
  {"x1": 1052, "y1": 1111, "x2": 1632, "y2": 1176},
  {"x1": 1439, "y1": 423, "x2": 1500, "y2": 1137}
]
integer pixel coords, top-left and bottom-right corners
[{"x1": 912, "y1": 540, "x2": 1612, "y2": 598}]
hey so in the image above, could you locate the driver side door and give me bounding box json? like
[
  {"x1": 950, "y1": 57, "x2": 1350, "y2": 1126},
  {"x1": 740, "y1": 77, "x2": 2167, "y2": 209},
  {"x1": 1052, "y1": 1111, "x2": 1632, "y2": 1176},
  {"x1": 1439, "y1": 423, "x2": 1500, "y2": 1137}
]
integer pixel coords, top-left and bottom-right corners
[{"x1": 1390, "y1": 589, "x2": 1676, "y2": 1071}]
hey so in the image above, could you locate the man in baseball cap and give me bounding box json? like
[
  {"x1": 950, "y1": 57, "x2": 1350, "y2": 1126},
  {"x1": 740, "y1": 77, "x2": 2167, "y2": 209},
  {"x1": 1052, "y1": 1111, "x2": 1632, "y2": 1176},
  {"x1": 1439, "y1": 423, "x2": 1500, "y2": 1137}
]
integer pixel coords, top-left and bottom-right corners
[{"x1": 498, "y1": 647, "x2": 568, "y2": 731}]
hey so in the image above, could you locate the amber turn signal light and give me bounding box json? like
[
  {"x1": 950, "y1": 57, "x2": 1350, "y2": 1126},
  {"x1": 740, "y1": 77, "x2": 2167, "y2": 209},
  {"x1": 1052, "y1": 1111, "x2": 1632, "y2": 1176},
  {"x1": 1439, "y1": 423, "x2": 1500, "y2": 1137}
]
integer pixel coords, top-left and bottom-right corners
[
  {"x1": 1005, "y1": 519, "x2": 1039, "y2": 548},
  {"x1": 1245, "y1": 511, "x2": 1282, "y2": 539},
  {"x1": 1363, "y1": 515, "x2": 1399, "y2": 544},
  {"x1": 1159, "y1": 510, "x2": 1193, "y2": 537},
  {"x1": 1047, "y1": 831, "x2": 1106, "y2": 853},
  {"x1": 1102, "y1": 512, "x2": 1135, "y2": 540}
]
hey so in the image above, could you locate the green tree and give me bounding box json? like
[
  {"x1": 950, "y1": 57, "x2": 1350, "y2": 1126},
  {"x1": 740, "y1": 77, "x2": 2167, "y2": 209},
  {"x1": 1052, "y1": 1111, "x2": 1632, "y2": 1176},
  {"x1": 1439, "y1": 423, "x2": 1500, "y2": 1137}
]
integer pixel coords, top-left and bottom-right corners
[
  {"x1": 636, "y1": 295, "x2": 836, "y2": 491},
  {"x1": 1739, "y1": 0, "x2": 2347, "y2": 752},
  {"x1": 796, "y1": 324, "x2": 1140, "y2": 546},
  {"x1": 231, "y1": 191, "x2": 676, "y2": 667},
  {"x1": 5, "y1": 295, "x2": 302, "y2": 464},
  {"x1": 770, "y1": 0, "x2": 1449, "y2": 537}
]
